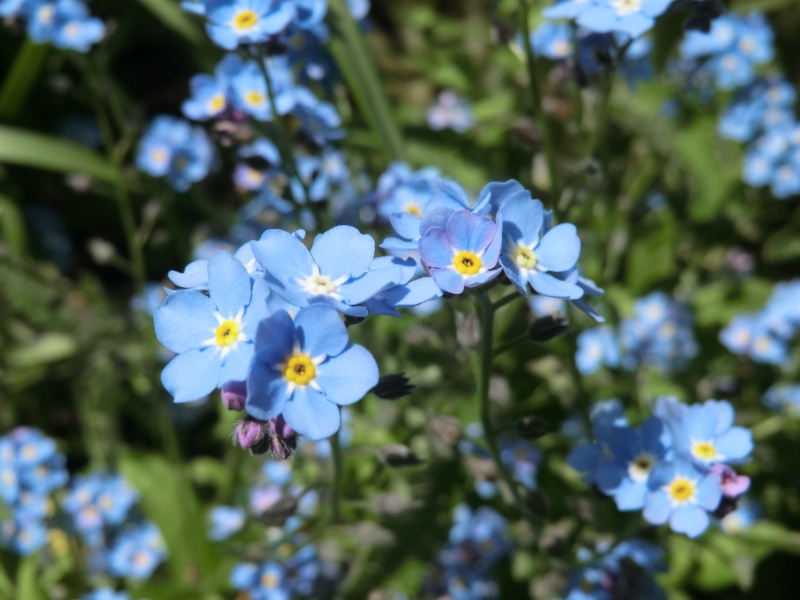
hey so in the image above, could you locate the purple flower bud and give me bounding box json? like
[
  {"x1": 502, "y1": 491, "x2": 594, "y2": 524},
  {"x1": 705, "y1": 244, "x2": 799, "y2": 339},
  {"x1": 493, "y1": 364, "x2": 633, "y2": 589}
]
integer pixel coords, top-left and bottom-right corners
[
  {"x1": 267, "y1": 415, "x2": 297, "y2": 460},
  {"x1": 710, "y1": 464, "x2": 751, "y2": 498},
  {"x1": 234, "y1": 416, "x2": 270, "y2": 455},
  {"x1": 221, "y1": 380, "x2": 247, "y2": 411}
]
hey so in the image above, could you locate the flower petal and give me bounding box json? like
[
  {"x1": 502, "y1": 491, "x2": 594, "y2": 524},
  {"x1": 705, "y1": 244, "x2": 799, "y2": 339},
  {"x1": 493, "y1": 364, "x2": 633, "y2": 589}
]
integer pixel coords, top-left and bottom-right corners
[
  {"x1": 252, "y1": 229, "x2": 313, "y2": 287},
  {"x1": 161, "y1": 348, "x2": 220, "y2": 403},
  {"x1": 498, "y1": 196, "x2": 543, "y2": 246},
  {"x1": 294, "y1": 305, "x2": 347, "y2": 358},
  {"x1": 669, "y1": 505, "x2": 710, "y2": 538},
  {"x1": 310, "y1": 226, "x2": 374, "y2": 280},
  {"x1": 316, "y1": 344, "x2": 379, "y2": 405},
  {"x1": 154, "y1": 291, "x2": 217, "y2": 353},
  {"x1": 445, "y1": 211, "x2": 496, "y2": 254},
  {"x1": 419, "y1": 227, "x2": 453, "y2": 269},
  {"x1": 529, "y1": 271, "x2": 584, "y2": 299},
  {"x1": 282, "y1": 387, "x2": 340, "y2": 441},
  {"x1": 209, "y1": 251, "x2": 252, "y2": 318},
  {"x1": 535, "y1": 223, "x2": 581, "y2": 272},
  {"x1": 245, "y1": 363, "x2": 288, "y2": 422},
  {"x1": 430, "y1": 267, "x2": 465, "y2": 295}
]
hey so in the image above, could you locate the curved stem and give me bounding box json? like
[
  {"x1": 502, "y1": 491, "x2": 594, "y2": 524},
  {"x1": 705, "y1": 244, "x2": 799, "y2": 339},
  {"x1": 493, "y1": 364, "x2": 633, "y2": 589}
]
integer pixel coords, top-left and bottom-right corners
[
  {"x1": 475, "y1": 293, "x2": 538, "y2": 522},
  {"x1": 493, "y1": 333, "x2": 529, "y2": 358}
]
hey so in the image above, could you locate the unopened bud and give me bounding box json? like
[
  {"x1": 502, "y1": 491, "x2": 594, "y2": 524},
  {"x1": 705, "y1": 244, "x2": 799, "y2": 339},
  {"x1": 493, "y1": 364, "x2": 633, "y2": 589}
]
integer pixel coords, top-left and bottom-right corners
[
  {"x1": 234, "y1": 416, "x2": 270, "y2": 455},
  {"x1": 267, "y1": 415, "x2": 297, "y2": 460},
  {"x1": 516, "y1": 416, "x2": 546, "y2": 440},
  {"x1": 379, "y1": 444, "x2": 423, "y2": 468},
  {"x1": 371, "y1": 373, "x2": 415, "y2": 400},
  {"x1": 221, "y1": 380, "x2": 247, "y2": 411},
  {"x1": 527, "y1": 312, "x2": 569, "y2": 343}
]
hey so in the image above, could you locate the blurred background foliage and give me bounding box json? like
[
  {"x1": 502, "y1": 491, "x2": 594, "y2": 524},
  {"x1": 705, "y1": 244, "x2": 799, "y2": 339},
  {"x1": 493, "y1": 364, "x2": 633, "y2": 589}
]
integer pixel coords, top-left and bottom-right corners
[{"x1": 2, "y1": 0, "x2": 800, "y2": 599}]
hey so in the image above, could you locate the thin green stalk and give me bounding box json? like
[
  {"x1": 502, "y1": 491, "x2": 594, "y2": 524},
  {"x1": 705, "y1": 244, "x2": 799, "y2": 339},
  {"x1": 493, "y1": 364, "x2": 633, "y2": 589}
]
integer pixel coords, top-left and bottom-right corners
[
  {"x1": 475, "y1": 293, "x2": 538, "y2": 522},
  {"x1": 329, "y1": 428, "x2": 343, "y2": 522},
  {"x1": 492, "y1": 291, "x2": 523, "y2": 311},
  {"x1": 493, "y1": 333, "x2": 529, "y2": 357},
  {"x1": 251, "y1": 46, "x2": 326, "y2": 229},
  {"x1": 587, "y1": 38, "x2": 634, "y2": 159},
  {"x1": 518, "y1": 0, "x2": 559, "y2": 198}
]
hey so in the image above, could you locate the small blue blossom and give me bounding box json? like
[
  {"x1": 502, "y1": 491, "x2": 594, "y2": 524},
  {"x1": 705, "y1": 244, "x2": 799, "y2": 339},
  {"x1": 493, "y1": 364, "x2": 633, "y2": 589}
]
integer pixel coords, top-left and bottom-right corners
[
  {"x1": 544, "y1": 0, "x2": 672, "y2": 38},
  {"x1": 245, "y1": 304, "x2": 379, "y2": 440},
  {"x1": 665, "y1": 399, "x2": 753, "y2": 466},
  {"x1": 643, "y1": 458, "x2": 722, "y2": 538},
  {"x1": 418, "y1": 210, "x2": 502, "y2": 294},
  {"x1": 208, "y1": 506, "x2": 246, "y2": 540},
  {"x1": 576, "y1": 327, "x2": 620, "y2": 374},
  {"x1": 231, "y1": 561, "x2": 292, "y2": 600},
  {"x1": 530, "y1": 22, "x2": 574, "y2": 60},
  {"x1": 763, "y1": 383, "x2": 800, "y2": 414},
  {"x1": 108, "y1": 521, "x2": 166, "y2": 579},
  {"x1": 136, "y1": 115, "x2": 214, "y2": 192},
  {"x1": 204, "y1": 0, "x2": 295, "y2": 50},
  {"x1": 81, "y1": 590, "x2": 130, "y2": 600},
  {"x1": 155, "y1": 250, "x2": 270, "y2": 402}
]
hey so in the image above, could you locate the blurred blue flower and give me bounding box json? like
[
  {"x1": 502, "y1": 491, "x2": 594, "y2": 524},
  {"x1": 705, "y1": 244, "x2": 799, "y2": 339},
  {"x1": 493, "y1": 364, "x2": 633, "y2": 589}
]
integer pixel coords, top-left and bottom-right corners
[
  {"x1": 763, "y1": 383, "x2": 800, "y2": 413},
  {"x1": 204, "y1": 0, "x2": 295, "y2": 49},
  {"x1": 427, "y1": 90, "x2": 474, "y2": 133},
  {"x1": 576, "y1": 327, "x2": 620, "y2": 374},
  {"x1": 231, "y1": 561, "x2": 292, "y2": 600},
  {"x1": 108, "y1": 521, "x2": 166, "y2": 579},
  {"x1": 208, "y1": 506, "x2": 246, "y2": 540},
  {"x1": 643, "y1": 458, "x2": 722, "y2": 538}
]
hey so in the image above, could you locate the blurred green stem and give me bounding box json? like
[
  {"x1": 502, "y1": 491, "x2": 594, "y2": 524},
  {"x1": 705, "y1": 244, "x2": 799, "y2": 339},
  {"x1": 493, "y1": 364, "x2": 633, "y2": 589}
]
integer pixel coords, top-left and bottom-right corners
[
  {"x1": 475, "y1": 293, "x2": 538, "y2": 522},
  {"x1": 330, "y1": 427, "x2": 343, "y2": 522},
  {"x1": 251, "y1": 46, "x2": 325, "y2": 229},
  {"x1": 75, "y1": 54, "x2": 146, "y2": 293},
  {"x1": 518, "y1": 0, "x2": 560, "y2": 198}
]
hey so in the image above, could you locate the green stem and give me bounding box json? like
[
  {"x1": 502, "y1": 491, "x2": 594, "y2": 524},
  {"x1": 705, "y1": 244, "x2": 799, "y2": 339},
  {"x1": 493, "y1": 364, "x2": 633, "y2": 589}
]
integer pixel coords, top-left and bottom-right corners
[
  {"x1": 491, "y1": 291, "x2": 523, "y2": 311},
  {"x1": 251, "y1": 46, "x2": 325, "y2": 229},
  {"x1": 329, "y1": 427, "x2": 343, "y2": 522},
  {"x1": 518, "y1": 0, "x2": 559, "y2": 198},
  {"x1": 475, "y1": 293, "x2": 537, "y2": 521},
  {"x1": 493, "y1": 334, "x2": 529, "y2": 357},
  {"x1": 752, "y1": 414, "x2": 784, "y2": 441}
]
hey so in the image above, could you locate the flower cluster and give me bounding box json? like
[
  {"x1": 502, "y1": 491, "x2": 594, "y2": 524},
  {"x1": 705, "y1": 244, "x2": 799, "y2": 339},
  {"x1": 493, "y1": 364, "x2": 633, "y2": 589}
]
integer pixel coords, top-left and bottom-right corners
[
  {"x1": 231, "y1": 542, "x2": 338, "y2": 599},
  {"x1": 564, "y1": 540, "x2": 666, "y2": 600},
  {"x1": 0, "y1": 0, "x2": 105, "y2": 52},
  {"x1": 542, "y1": 0, "x2": 674, "y2": 39},
  {"x1": 569, "y1": 397, "x2": 753, "y2": 537},
  {"x1": 530, "y1": 23, "x2": 653, "y2": 85},
  {"x1": 380, "y1": 177, "x2": 602, "y2": 317},
  {"x1": 720, "y1": 279, "x2": 800, "y2": 366},
  {"x1": 136, "y1": 116, "x2": 215, "y2": 192},
  {"x1": 424, "y1": 504, "x2": 512, "y2": 599},
  {"x1": 576, "y1": 291, "x2": 697, "y2": 374},
  {"x1": 763, "y1": 384, "x2": 800, "y2": 414},
  {"x1": 0, "y1": 427, "x2": 68, "y2": 555},
  {"x1": 64, "y1": 473, "x2": 167, "y2": 579}
]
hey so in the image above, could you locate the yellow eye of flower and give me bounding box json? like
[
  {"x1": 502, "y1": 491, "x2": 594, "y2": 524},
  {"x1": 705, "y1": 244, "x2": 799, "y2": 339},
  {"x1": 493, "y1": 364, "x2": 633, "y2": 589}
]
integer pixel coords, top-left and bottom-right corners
[
  {"x1": 692, "y1": 441, "x2": 717, "y2": 461},
  {"x1": 245, "y1": 91, "x2": 265, "y2": 107},
  {"x1": 402, "y1": 202, "x2": 422, "y2": 217},
  {"x1": 667, "y1": 477, "x2": 695, "y2": 503},
  {"x1": 233, "y1": 9, "x2": 259, "y2": 30},
  {"x1": 208, "y1": 94, "x2": 226, "y2": 113},
  {"x1": 261, "y1": 572, "x2": 279, "y2": 588},
  {"x1": 513, "y1": 245, "x2": 537, "y2": 270},
  {"x1": 215, "y1": 320, "x2": 241, "y2": 347},
  {"x1": 283, "y1": 354, "x2": 316, "y2": 386},
  {"x1": 150, "y1": 147, "x2": 168, "y2": 165},
  {"x1": 453, "y1": 251, "x2": 481, "y2": 276}
]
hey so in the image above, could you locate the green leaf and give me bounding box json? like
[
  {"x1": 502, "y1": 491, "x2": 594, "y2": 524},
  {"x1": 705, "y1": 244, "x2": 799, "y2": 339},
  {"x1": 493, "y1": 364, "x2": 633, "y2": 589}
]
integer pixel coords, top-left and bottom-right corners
[
  {"x1": 0, "y1": 194, "x2": 27, "y2": 253},
  {"x1": 0, "y1": 40, "x2": 49, "y2": 120},
  {"x1": 0, "y1": 126, "x2": 121, "y2": 184},
  {"x1": 328, "y1": 0, "x2": 405, "y2": 162},
  {"x1": 625, "y1": 213, "x2": 677, "y2": 293},
  {"x1": 16, "y1": 554, "x2": 46, "y2": 600},
  {"x1": 119, "y1": 453, "x2": 221, "y2": 585},
  {"x1": 8, "y1": 333, "x2": 77, "y2": 368},
  {"x1": 133, "y1": 0, "x2": 204, "y2": 45}
]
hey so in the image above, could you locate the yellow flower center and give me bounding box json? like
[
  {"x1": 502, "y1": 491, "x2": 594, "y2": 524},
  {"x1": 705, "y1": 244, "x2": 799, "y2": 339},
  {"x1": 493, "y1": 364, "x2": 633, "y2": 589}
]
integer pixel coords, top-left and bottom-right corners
[
  {"x1": 612, "y1": 0, "x2": 640, "y2": 14},
  {"x1": 402, "y1": 202, "x2": 422, "y2": 217},
  {"x1": 99, "y1": 495, "x2": 114, "y2": 510},
  {"x1": 64, "y1": 22, "x2": 80, "y2": 38},
  {"x1": 754, "y1": 336, "x2": 771, "y2": 353},
  {"x1": 233, "y1": 9, "x2": 259, "y2": 30},
  {"x1": 150, "y1": 147, "x2": 168, "y2": 165},
  {"x1": 261, "y1": 572, "x2": 279, "y2": 588},
  {"x1": 513, "y1": 245, "x2": 537, "y2": 270},
  {"x1": 692, "y1": 441, "x2": 717, "y2": 461},
  {"x1": 667, "y1": 477, "x2": 695, "y2": 503},
  {"x1": 305, "y1": 274, "x2": 338, "y2": 296},
  {"x1": 245, "y1": 91, "x2": 265, "y2": 107},
  {"x1": 208, "y1": 94, "x2": 226, "y2": 113},
  {"x1": 21, "y1": 444, "x2": 37, "y2": 459},
  {"x1": 283, "y1": 354, "x2": 316, "y2": 386},
  {"x1": 453, "y1": 251, "x2": 482, "y2": 276},
  {"x1": 38, "y1": 5, "x2": 54, "y2": 23},
  {"x1": 215, "y1": 320, "x2": 241, "y2": 347}
]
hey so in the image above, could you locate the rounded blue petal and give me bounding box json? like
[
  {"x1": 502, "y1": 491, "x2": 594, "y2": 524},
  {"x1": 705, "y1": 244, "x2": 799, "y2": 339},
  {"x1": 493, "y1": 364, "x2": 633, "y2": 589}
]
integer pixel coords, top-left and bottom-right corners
[
  {"x1": 154, "y1": 291, "x2": 216, "y2": 353},
  {"x1": 282, "y1": 387, "x2": 340, "y2": 440},
  {"x1": 209, "y1": 251, "x2": 252, "y2": 318},
  {"x1": 295, "y1": 305, "x2": 348, "y2": 358},
  {"x1": 310, "y1": 226, "x2": 374, "y2": 280},
  {"x1": 162, "y1": 348, "x2": 221, "y2": 402},
  {"x1": 316, "y1": 344, "x2": 379, "y2": 405}
]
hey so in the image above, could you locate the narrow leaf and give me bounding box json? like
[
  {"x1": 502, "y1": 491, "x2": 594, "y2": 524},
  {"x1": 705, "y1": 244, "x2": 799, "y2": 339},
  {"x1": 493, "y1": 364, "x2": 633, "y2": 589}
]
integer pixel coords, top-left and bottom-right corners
[
  {"x1": 0, "y1": 40, "x2": 49, "y2": 120},
  {"x1": 0, "y1": 126, "x2": 121, "y2": 184},
  {"x1": 133, "y1": 0, "x2": 204, "y2": 45}
]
